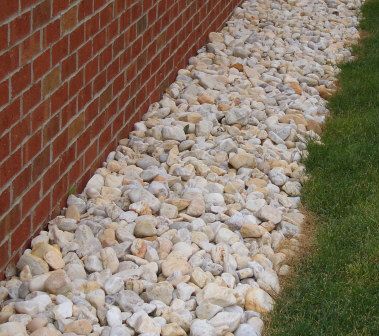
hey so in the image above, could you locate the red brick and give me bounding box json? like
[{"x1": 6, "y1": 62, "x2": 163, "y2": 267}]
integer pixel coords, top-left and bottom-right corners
[
  {"x1": 93, "y1": 29, "x2": 106, "y2": 53},
  {"x1": 11, "y1": 216, "x2": 32, "y2": 253},
  {"x1": 85, "y1": 57, "x2": 99, "y2": 83},
  {"x1": 31, "y1": 101, "x2": 50, "y2": 131},
  {"x1": 0, "y1": 24, "x2": 8, "y2": 50},
  {"x1": 99, "y1": 48, "x2": 112, "y2": 68},
  {"x1": 61, "y1": 98, "x2": 77, "y2": 124},
  {"x1": 32, "y1": 146, "x2": 50, "y2": 181},
  {"x1": 0, "y1": 47, "x2": 19, "y2": 81},
  {"x1": 52, "y1": 0, "x2": 70, "y2": 16},
  {"x1": 58, "y1": 143, "x2": 76, "y2": 174},
  {"x1": 23, "y1": 130, "x2": 42, "y2": 162},
  {"x1": 0, "y1": 241, "x2": 9, "y2": 271},
  {"x1": 20, "y1": 0, "x2": 39, "y2": 10},
  {"x1": 44, "y1": 19, "x2": 61, "y2": 47},
  {"x1": 32, "y1": 0, "x2": 51, "y2": 30},
  {"x1": 77, "y1": 84, "x2": 91, "y2": 110},
  {"x1": 0, "y1": 2, "x2": 18, "y2": 23},
  {"x1": 33, "y1": 50, "x2": 51, "y2": 81},
  {"x1": 10, "y1": 12, "x2": 31, "y2": 44},
  {"x1": 69, "y1": 24, "x2": 84, "y2": 52},
  {"x1": 61, "y1": 54, "x2": 77, "y2": 81},
  {"x1": 31, "y1": 192, "x2": 50, "y2": 229},
  {"x1": 12, "y1": 165, "x2": 32, "y2": 201},
  {"x1": 0, "y1": 80, "x2": 9, "y2": 106},
  {"x1": 0, "y1": 132, "x2": 10, "y2": 159},
  {"x1": 114, "y1": 0, "x2": 126, "y2": 16},
  {"x1": 0, "y1": 98, "x2": 20, "y2": 134},
  {"x1": 52, "y1": 127, "x2": 68, "y2": 158},
  {"x1": 84, "y1": 140, "x2": 98, "y2": 167},
  {"x1": 78, "y1": 43, "x2": 92, "y2": 68},
  {"x1": 21, "y1": 181, "x2": 41, "y2": 217},
  {"x1": 69, "y1": 70, "x2": 83, "y2": 97},
  {"x1": 100, "y1": 3, "x2": 114, "y2": 28},
  {"x1": 78, "y1": 0, "x2": 94, "y2": 21},
  {"x1": 42, "y1": 160, "x2": 60, "y2": 193},
  {"x1": 84, "y1": 99, "x2": 99, "y2": 125},
  {"x1": 0, "y1": 185, "x2": 11, "y2": 213},
  {"x1": 68, "y1": 113, "x2": 84, "y2": 140},
  {"x1": 61, "y1": 6, "x2": 78, "y2": 33},
  {"x1": 51, "y1": 175, "x2": 67, "y2": 213},
  {"x1": 11, "y1": 64, "x2": 31, "y2": 97},
  {"x1": 67, "y1": 157, "x2": 83, "y2": 184},
  {"x1": 10, "y1": 115, "x2": 31, "y2": 150},
  {"x1": 52, "y1": 36, "x2": 68, "y2": 65},
  {"x1": 0, "y1": 149, "x2": 22, "y2": 188},
  {"x1": 23, "y1": 82, "x2": 41, "y2": 113},
  {"x1": 51, "y1": 82, "x2": 68, "y2": 114},
  {"x1": 21, "y1": 31, "x2": 41, "y2": 64},
  {"x1": 42, "y1": 114, "x2": 60, "y2": 145}
]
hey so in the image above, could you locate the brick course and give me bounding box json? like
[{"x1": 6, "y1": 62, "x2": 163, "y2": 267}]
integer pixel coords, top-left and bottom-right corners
[{"x1": 0, "y1": 0, "x2": 243, "y2": 277}]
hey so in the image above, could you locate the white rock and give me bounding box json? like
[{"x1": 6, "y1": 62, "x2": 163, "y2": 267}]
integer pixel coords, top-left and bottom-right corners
[
  {"x1": 190, "y1": 319, "x2": 216, "y2": 336},
  {"x1": 257, "y1": 205, "x2": 282, "y2": 224},
  {"x1": 107, "y1": 306, "x2": 123, "y2": 327},
  {"x1": 197, "y1": 283, "x2": 237, "y2": 307},
  {"x1": 14, "y1": 294, "x2": 52, "y2": 316}
]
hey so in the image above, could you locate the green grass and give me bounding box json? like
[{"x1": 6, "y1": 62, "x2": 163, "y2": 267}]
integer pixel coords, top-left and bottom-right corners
[{"x1": 265, "y1": 1, "x2": 379, "y2": 335}]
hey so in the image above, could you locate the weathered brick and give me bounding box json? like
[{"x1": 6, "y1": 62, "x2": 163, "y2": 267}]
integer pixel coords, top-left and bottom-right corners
[
  {"x1": 61, "y1": 6, "x2": 78, "y2": 33},
  {"x1": 68, "y1": 113, "x2": 85, "y2": 140},
  {"x1": 137, "y1": 14, "x2": 147, "y2": 35},
  {"x1": 42, "y1": 66, "x2": 61, "y2": 96}
]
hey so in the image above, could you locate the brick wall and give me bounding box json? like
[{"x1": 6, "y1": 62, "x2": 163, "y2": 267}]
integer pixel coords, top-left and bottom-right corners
[{"x1": 0, "y1": 0, "x2": 243, "y2": 277}]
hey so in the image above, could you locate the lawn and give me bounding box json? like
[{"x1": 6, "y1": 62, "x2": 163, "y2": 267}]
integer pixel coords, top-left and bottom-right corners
[{"x1": 265, "y1": 1, "x2": 379, "y2": 335}]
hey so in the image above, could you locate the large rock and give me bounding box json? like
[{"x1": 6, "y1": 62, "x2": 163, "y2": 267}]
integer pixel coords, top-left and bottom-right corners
[
  {"x1": 146, "y1": 281, "x2": 174, "y2": 305},
  {"x1": 134, "y1": 215, "x2": 157, "y2": 237},
  {"x1": 229, "y1": 153, "x2": 256, "y2": 169},
  {"x1": 197, "y1": 283, "x2": 237, "y2": 307},
  {"x1": 245, "y1": 288, "x2": 274, "y2": 313},
  {"x1": 14, "y1": 294, "x2": 52, "y2": 315},
  {"x1": 17, "y1": 254, "x2": 49, "y2": 276}
]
